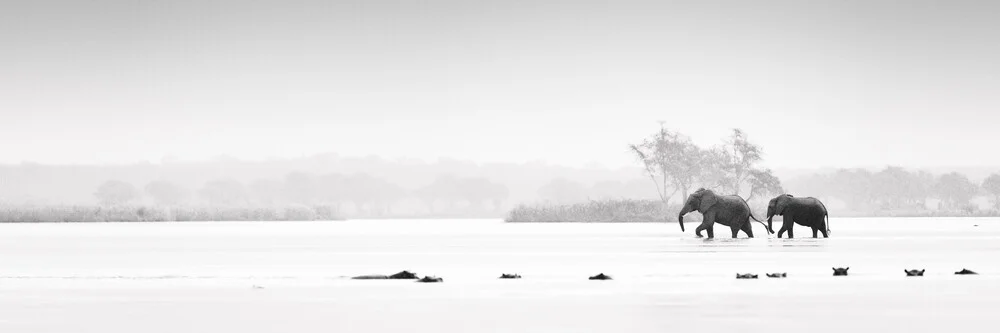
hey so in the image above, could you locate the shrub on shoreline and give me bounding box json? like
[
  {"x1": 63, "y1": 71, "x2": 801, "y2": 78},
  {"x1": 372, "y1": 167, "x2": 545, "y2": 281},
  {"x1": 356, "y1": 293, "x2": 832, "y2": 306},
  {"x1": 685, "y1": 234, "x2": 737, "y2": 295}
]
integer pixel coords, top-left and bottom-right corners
[
  {"x1": 504, "y1": 199, "x2": 680, "y2": 223},
  {"x1": 0, "y1": 205, "x2": 346, "y2": 223}
]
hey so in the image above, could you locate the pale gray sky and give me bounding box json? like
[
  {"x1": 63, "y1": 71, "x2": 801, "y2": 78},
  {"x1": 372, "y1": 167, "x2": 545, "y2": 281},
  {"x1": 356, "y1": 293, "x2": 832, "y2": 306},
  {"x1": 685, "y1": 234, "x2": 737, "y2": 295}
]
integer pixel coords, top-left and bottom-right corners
[{"x1": 2, "y1": 0, "x2": 998, "y2": 169}]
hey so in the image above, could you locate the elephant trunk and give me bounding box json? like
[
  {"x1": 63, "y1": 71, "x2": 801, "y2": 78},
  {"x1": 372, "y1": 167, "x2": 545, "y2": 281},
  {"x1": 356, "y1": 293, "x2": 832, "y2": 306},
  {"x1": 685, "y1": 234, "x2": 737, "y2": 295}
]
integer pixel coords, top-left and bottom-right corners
[
  {"x1": 766, "y1": 206, "x2": 775, "y2": 233},
  {"x1": 677, "y1": 206, "x2": 690, "y2": 232}
]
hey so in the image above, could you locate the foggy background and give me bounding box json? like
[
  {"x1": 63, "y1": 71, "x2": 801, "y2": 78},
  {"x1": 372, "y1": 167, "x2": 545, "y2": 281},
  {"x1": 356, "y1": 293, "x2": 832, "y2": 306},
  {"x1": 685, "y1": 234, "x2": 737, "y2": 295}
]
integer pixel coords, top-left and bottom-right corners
[{"x1": 2, "y1": 0, "x2": 999, "y2": 219}]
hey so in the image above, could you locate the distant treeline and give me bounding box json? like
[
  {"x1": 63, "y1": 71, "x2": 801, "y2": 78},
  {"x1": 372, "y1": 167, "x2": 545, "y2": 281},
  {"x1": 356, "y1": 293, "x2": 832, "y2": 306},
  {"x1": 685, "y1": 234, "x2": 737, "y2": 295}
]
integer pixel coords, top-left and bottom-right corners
[
  {"x1": 784, "y1": 167, "x2": 1000, "y2": 216},
  {"x1": 0, "y1": 205, "x2": 344, "y2": 223},
  {"x1": 4, "y1": 128, "x2": 1000, "y2": 222}
]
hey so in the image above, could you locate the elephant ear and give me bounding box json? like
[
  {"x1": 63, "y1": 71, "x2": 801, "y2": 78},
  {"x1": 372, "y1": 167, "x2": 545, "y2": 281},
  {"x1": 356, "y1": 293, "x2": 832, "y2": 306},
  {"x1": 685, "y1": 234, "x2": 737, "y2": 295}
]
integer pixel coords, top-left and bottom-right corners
[
  {"x1": 698, "y1": 191, "x2": 719, "y2": 212},
  {"x1": 775, "y1": 195, "x2": 790, "y2": 215}
]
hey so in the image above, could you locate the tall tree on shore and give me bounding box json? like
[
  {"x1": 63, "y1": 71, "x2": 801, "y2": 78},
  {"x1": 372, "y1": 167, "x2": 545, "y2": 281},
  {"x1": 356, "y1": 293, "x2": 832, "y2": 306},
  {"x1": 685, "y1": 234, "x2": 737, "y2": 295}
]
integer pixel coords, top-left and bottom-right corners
[
  {"x1": 715, "y1": 129, "x2": 783, "y2": 201},
  {"x1": 629, "y1": 123, "x2": 706, "y2": 205}
]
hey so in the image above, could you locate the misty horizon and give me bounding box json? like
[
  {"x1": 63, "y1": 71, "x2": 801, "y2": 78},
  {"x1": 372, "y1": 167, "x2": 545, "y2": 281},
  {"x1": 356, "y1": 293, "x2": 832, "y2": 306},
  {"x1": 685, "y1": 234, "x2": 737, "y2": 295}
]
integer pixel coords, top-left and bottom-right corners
[{"x1": 3, "y1": 0, "x2": 1000, "y2": 170}]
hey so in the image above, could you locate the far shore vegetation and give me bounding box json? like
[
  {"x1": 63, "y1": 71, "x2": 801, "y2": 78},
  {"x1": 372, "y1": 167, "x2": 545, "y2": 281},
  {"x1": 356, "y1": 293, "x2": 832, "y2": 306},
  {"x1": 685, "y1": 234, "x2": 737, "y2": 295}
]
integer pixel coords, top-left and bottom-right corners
[
  {"x1": 0, "y1": 205, "x2": 345, "y2": 223},
  {"x1": 4, "y1": 125, "x2": 1000, "y2": 222}
]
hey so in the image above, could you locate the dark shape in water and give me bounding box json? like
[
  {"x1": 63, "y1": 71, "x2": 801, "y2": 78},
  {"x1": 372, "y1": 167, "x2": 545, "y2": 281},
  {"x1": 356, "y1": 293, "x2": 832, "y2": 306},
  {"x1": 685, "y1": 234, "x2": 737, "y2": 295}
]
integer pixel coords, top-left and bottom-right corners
[
  {"x1": 416, "y1": 276, "x2": 444, "y2": 283},
  {"x1": 832, "y1": 267, "x2": 849, "y2": 276},
  {"x1": 736, "y1": 273, "x2": 758, "y2": 279},
  {"x1": 955, "y1": 269, "x2": 978, "y2": 275},
  {"x1": 766, "y1": 273, "x2": 787, "y2": 278},
  {"x1": 499, "y1": 273, "x2": 522, "y2": 279},
  {"x1": 589, "y1": 273, "x2": 612, "y2": 280},
  {"x1": 389, "y1": 271, "x2": 419, "y2": 279},
  {"x1": 351, "y1": 270, "x2": 419, "y2": 280},
  {"x1": 904, "y1": 269, "x2": 925, "y2": 276}
]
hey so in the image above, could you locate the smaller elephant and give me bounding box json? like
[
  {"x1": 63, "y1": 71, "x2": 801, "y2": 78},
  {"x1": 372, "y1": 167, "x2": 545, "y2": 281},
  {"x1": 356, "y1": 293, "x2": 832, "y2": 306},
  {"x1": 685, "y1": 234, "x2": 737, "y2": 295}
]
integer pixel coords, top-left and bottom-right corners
[
  {"x1": 678, "y1": 188, "x2": 772, "y2": 239},
  {"x1": 905, "y1": 269, "x2": 925, "y2": 276},
  {"x1": 767, "y1": 194, "x2": 830, "y2": 238}
]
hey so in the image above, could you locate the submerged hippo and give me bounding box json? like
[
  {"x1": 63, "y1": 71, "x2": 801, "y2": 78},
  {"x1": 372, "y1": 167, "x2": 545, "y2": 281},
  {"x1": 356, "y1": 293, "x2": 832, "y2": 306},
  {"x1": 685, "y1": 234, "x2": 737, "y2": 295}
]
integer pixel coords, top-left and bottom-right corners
[
  {"x1": 832, "y1": 267, "x2": 849, "y2": 276},
  {"x1": 589, "y1": 273, "x2": 612, "y2": 280},
  {"x1": 499, "y1": 273, "x2": 522, "y2": 279},
  {"x1": 416, "y1": 276, "x2": 444, "y2": 283},
  {"x1": 905, "y1": 269, "x2": 925, "y2": 277},
  {"x1": 955, "y1": 268, "x2": 978, "y2": 275},
  {"x1": 766, "y1": 273, "x2": 787, "y2": 278},
  {"x1": 736, "y1": 273, "x2": 758, "y2": 279},
  {"x1": 351, "y1": 270, "x2": 419, "y2": 280}
]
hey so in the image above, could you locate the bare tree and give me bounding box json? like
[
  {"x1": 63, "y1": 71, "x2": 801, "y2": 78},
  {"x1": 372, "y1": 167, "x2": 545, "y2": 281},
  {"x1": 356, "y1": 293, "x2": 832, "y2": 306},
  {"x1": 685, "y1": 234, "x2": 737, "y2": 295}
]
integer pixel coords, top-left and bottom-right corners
[
  {"x1": 629, "y1": 124, "x2": 706, "y2": 205},
  {"x1": 746, "y1": 168, "x2": 784, "y2": 202},
  {"x1": 714, "y1": 129, "x2": 780, "y2": 200}
]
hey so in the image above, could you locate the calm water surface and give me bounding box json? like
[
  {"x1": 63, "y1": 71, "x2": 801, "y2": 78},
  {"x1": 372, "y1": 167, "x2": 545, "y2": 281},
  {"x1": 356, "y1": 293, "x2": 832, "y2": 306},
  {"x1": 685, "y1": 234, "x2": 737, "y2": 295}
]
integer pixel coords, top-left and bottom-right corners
[{"x1": 0, "y1": 218, "x2": 997, "y2": 332}]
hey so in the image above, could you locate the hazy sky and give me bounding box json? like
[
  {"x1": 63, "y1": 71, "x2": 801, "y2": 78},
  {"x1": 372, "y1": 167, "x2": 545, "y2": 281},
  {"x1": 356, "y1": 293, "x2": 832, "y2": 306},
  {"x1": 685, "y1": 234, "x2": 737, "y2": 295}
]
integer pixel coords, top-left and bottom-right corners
[{"x1": 2, "y1": 0, "x2": 998, "y2": 169}]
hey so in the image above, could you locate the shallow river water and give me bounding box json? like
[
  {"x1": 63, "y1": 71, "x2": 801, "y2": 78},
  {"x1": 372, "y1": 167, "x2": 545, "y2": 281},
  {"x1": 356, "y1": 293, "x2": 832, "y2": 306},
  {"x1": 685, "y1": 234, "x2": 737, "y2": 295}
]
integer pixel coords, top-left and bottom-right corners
[{"x1": 0, "y1": 218, "x2": 996, "y2": 332}]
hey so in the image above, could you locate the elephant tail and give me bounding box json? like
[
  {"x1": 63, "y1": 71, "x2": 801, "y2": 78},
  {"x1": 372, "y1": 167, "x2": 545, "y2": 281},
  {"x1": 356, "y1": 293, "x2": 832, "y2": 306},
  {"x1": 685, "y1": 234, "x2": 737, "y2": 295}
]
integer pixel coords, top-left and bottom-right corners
[
  {"x1": 749, "y1": 211, "x2": 773, "y2": 234},
  {"x1": 826, "y1": 212, "x2": 831, "y2": 234},
  {"x1": 819, "y1": 200, "x2": 831, "y2": 234}
]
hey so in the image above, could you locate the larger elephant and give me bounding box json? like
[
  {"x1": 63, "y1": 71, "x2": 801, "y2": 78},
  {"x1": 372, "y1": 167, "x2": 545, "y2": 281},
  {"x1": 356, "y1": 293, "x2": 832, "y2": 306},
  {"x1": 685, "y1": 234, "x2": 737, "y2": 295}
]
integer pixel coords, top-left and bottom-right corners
[
  {"x1": 766, "y1": 194, "x2": 830, "y2": 238},
  {"x1": 677, "y1": 188, "x2": 771, "y2": 239}
]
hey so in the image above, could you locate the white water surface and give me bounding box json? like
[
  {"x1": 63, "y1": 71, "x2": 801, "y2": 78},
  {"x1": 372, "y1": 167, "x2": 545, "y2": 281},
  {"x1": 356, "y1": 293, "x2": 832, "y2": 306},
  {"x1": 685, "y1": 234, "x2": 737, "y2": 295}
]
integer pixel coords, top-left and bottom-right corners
[{"x1": 0, "y1": 218, "x2": 997, "y2": 332}]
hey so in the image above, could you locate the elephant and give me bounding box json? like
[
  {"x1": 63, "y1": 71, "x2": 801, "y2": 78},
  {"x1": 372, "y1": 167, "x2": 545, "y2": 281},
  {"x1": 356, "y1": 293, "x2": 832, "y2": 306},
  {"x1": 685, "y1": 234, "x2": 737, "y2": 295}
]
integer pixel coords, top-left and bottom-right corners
[
  {"x1": 766, "y1": 194, "x2": 830, "y2": 238},
  {"x1": 677, "y1": 188, "x2": 771, "y2": 239}
]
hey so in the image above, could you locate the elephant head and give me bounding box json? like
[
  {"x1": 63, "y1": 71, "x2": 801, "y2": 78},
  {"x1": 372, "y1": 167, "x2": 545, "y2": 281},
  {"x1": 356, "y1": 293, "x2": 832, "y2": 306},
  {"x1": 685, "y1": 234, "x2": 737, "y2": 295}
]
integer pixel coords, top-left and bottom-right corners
[
  {"x1": 766, "y1": 194, "x2": 793, "y2": 232},
  {"x1": 677, "y1": 188, "x2": 718, "y2": 232}
]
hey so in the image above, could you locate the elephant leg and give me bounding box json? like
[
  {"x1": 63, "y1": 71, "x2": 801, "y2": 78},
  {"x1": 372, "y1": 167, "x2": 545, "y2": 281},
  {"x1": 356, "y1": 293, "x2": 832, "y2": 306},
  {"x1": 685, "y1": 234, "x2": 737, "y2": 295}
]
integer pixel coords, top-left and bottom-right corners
[
  {"x1": 741, "y1": 223, "x2": 754, "y2": 238},
  {"x1": 696, "y1": 211, "x2": 717, "y2": 239},
  {"x1": 784, "y1": 215, "x2": 795, "y2": 239},
  {"x1": 819, "y1": 220, "x2": 829, "y2": 238},
  {"x1": 730, "y1": 224, "x2": 740, "y2": 238},
  {"x1": 812, "y1": 227, "x2": 819, "y2": 238}
]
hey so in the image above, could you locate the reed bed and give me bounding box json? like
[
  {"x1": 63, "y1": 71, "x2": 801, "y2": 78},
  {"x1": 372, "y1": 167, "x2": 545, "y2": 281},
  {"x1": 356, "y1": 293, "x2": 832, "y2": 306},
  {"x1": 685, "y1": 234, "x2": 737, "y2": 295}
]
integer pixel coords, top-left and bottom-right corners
[{"x1": 505, "y1": 199, "x2": 681, "y2": 222}]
